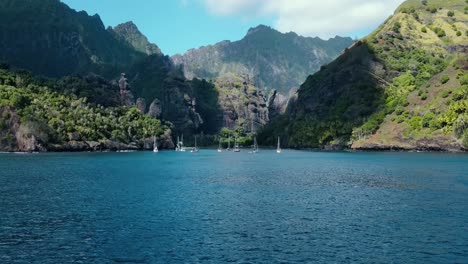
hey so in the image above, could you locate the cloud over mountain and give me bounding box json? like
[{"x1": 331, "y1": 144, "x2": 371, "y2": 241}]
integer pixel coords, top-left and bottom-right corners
[{"x1": 202, "y1": 0, "x2": 405, "y2": 38}]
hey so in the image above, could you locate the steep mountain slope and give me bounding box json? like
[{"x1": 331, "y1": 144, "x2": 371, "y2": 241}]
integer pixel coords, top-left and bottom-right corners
[
  {"x1": 0, "y1": 0, "x2": 145, "y2": 77},
  {"x1": 261, "y1": 0, "x2": 468, "y2": 151},
  {"x1": 112, "y1": 21, "x2": 161, "y2": 55},
  {"x1": 172, "y1": 25, "x2": 353, "y2": 94}
]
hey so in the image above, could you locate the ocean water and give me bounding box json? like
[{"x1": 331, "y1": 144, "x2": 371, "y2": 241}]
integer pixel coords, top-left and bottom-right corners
[{"x1": 0, "y1": 150, "x2": 467, "y2": 263}]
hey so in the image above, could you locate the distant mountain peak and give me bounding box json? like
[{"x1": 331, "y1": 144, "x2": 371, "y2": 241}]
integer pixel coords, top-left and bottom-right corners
[
  {"x1": 113, "y1": 21, "x2": 161, "y2": 55},
  {"x1": 246, "y1": 24, "x2": 277, "y2": 36}
]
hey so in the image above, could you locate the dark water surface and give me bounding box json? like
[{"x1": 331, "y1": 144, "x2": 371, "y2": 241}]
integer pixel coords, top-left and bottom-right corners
[{"x1": 0, "y1": 150, "x2": 467, "y2": 263}]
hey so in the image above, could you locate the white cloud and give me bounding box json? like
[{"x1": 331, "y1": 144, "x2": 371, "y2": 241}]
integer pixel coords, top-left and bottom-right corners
[{"x1": 201, "y1": 0, "x2": 406, "y2": 38}]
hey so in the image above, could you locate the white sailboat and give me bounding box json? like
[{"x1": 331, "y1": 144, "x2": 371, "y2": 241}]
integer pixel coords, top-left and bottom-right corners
[
  {"x1": 226, "y1": 136, "x2": 231, "y2": 151},
  {"x1": 153, "y1": 136, "x2": 159, "y2": 153},
  {"x1": 217, "y1": 140, "x2": 223, "y2": 152},
  {"x1": 276, "y1": 136, "x2": 282, "y2": 154},
  {"x1": 252, "y1": 137, "x2": 259, "y2": 153},
  {"x1": 180, "y1": 135, "x2": 186, "y2": 152},
  {"x1": 191, "y1": 136, "x2": 199, "y2": 153},
  {"x1": 234, "y1": 137, "x2": 240, "y2": 153}
]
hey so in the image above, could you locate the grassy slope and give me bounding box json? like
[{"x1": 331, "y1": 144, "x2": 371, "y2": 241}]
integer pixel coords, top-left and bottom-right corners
[
  {"x1": 261, "y1": 0, "x2": 468, "y2": 150},
  {"x1": 352, "y1": 0, "x2": 468, "y2": 150}
]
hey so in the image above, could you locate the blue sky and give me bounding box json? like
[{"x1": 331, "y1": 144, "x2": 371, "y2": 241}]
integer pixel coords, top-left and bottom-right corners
[
  {"x1": 62, "y1": 0, "x2": 274, "y2": 56},
  {"x1": 61, "y1": 0, "x2": 404, "y2": 56}
]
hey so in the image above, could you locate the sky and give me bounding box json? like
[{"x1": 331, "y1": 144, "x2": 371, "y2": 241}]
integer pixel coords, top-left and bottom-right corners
[{"x1": 61, "y1": 0, "x2": 405, "y2": 56}]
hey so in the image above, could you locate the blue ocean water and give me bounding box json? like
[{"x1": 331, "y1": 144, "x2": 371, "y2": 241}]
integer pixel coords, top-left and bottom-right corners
[{"x1": 0, "y1": 150, "x2": 467, "y2": 263}]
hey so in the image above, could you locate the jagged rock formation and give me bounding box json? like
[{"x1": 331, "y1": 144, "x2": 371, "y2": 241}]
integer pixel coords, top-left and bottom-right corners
[{"x1": 172, "y1": 25, "x2": 354, "y2": 94}]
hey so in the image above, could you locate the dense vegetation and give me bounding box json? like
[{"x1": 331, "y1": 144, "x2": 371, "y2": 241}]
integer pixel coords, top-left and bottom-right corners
[
  {"x1": 261, "y1": 0, "x2": 468, "y2": 150},
  {"x1": 0, "y1": 69, "x2": 165, "y2": 151}
]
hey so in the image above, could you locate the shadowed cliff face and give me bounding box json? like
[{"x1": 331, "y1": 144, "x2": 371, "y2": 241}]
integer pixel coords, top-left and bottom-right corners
[
  {"x1": 172, "y1": 25, "x2": 354, "y2": 95},
  {"x1": 0, "y1": 0, "x2": 146, "y2": 78},
  {"x1": 259, "y1": 42, "x2": 385, "y2": 148}
]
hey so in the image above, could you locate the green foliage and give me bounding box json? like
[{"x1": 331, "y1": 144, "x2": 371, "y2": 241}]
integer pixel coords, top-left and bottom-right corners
[
  {"x1": 430, "y1": 7, "x2": 437, "y2": 13},
  {"x1": 421, "y1": 27, "x2": 427, "y2": 33},
  {"x1": 457, "y1": 31, "x2": 462, "y2": 36},
  {"x1": 431, "y1": 26, "x2": 446, "y2": 37},
  {"x1": 447, "y1": 10, "x2": 455, "y2": 17},
  {"x1": 440, "y1": 75, "x2": 450, "y2": 84},
  {"x1": 218, "y1": 127, "x2": 253, "y2": 146},
  {"x1": 439, "y1": 89, "x2": 451, "y2": 98},
  {"x1": 460, "y1": 74, "x2": 468, "y2": 85},
  {"x1": 393, "y1": 22, "x2": 402, "y2": 33},
  {"x1": 0, "y1": 69, "x2": 165, "y2": 146}
]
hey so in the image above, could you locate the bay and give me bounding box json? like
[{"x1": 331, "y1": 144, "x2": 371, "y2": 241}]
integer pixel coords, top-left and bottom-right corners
[{"x1": 0, "y1": 150, "x2": 467, "y2": 263}]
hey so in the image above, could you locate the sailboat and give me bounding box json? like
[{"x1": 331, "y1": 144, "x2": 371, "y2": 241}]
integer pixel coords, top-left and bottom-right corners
[
  {"x1": 217, "y1": 140, "x2": 222, "y2": 152},
  {"x1": 175, "y1": 136, "x2": 180, "y2": 151},
  {"x1": 276, "y1": 136, "x2": 282, "y2": 154},
  {"x1": 234, "y1": 137, "x2": 240, "y2": 152},
  {"x1": 226, "y1": 136, "x2": 231, "y2": 151},
  {"x1": 191, "y1": 136, "x2": 199, "y2": 153},
  {"x1": 153, "y1": 136, "x2": 159, "y2": 153},
  {"x1": 180, "y1": 135, "x2": 186, "y2": 152},
  {"x1": 252, "y1": 137, "x2": 259, "y2": 154}
]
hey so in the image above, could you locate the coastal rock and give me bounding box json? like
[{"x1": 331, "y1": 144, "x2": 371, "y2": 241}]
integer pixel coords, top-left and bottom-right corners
[{"x1": 86, "y1": 141, "x2": 102, "y2": 151}]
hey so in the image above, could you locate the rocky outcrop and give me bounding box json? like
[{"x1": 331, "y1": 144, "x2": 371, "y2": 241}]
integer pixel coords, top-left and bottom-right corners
[
  {"x1": 148, "y1": 99, "x2": 162, "y2": 118},
  {"x1": 216, "y1": 75, "x2": 269, "y2": 133},
  {"x1": 136, "y1": 98, "x2": 146, "y2": 114}
]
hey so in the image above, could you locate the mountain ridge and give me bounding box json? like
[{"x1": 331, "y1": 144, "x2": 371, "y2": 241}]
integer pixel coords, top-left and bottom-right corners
[{"x1": 171, "y1": 25, "x2": 354, "y2": 94}]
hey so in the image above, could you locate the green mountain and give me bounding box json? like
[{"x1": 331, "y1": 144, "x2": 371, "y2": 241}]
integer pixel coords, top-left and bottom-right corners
[
  {"x1": 172, "y1": 25, "x2": 354, "y2": 94},
  {"x1": 261, "y1": 0, "x2": 468, "y2": 151},
  {"x1": 0, "y1": 0, "x2": 146, "y2": 77}
]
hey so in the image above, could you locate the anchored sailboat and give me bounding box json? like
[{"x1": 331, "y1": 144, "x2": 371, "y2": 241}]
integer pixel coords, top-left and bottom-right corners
[
  {"x1": 251, "y1": 137, "x2": 259, "y2": 154},
  {"x1": 153, "y1": 136, "x2": 159, "y2": 153},
  {"x1": 276, "y1": 136, "x2": 282, "y2": 154},
  {"x1": 176, "y1": 135, "x2": 186, "y2": 152},
  {"x1": 226, "y1": 136, "x2": 231, "y2": 151},
  {"x1": 217, "y1": 140, "x2": 222, "y2": 152},
  {"x1": 191, "y1": 136, "x2": 199, "y2": 153},
  {"x1": 234, "y1": 137, "x2": 240, "y2": 152}
]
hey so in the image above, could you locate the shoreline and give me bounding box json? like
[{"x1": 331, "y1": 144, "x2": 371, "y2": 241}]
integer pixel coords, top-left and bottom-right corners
[{"x1": 1, "y1": 147, "x2": 466, "y2": 154}]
